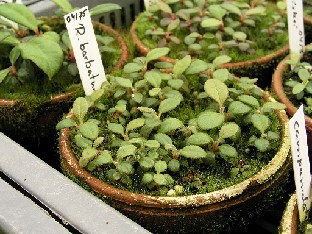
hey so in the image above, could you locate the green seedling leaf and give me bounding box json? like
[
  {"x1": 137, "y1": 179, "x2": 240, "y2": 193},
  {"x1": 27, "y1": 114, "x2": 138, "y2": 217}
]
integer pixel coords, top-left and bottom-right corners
[
  {"x1": 221, "y1": 3, "x2": 241, "y2": 15},
  {"x1": 204, "y1": 79, "x2": 229, "y2": 107},
  {"x1": 117, "y1": 144, "x2": 137, "y2": 159},
  {"x1": 209, "y1": 5, "x2": 226, "y2": 20},
  {"x1": 115, "y1": 77, "x2": 132, "y2": 88},
  {"x1": 251, "y1": 113, "x2": 270, "y2": 134},
  {"x1": 145, "y1": 140, "x2": 160, "y2": 148},
  {"x1": 262, "y1": 102, "x2": 286, "y2": 110},
  {"x1": 0, "y1": 3, "x2": 38, "y2": 31},
  {"x1": 56, "y1": 118, "x2": 76, "y2": 130},
  {"x1": 107, "y1": 169, "x2": 121, "y2": 181},
  {"x1": 79, "y1": 122, "x2": 99, "y2": 140},
  {"x1": 185, "y1": 59, "x2": 209, "y2": 74},
  {"x1": 145, "y1": 118, "x2": 161, "y2": 128},
  {"x1": 233, "y1": 31, "x2": 247, "y2": 41},
  {"x1": 159, "y1": 118, "x2": 184, "y2": 133},
  {"x1": 218, "y1": 144, "x2": 238, "y2": 164},
  {"x1": 168, "y1": 18, "x2": 180, "y2": 31},
  {"x1": 213, "y1": 69, "x2": 231, "y2": 82},
  {"x1": 180, "y1": 145, "x2": 207, "y2": 159},
  {"x1": 154, "y1": 133, "x2": 173, "y2": 146},
  {"x1": 117, "y1": 162, "x2": 134, "y2": 175},
  {"x1": 79, "y1": 148, "x2": 98, "y2": 167},
  {"x1": 62, "y1": 31, "x2": 71, "y2": 49},
  {"x1": 173, "y1": 55, "x2": 191, "y2": 77},
  {"x1": 201, "y1": 18, "x2": 222, "y2": 28},
  {"x1": 73, "y1": 97, "x2": 89, "y2": 123},
  {"x1": 153, "y1": 174, "x2": 167, "y2": 185},
  {"x1": 9, "y1": 47, "x2": 20, "y2": 65},
  {"x1": 126, "y1": 118, "x2": 145, "y2": 133},
  {"x1": 90, "y1": 89, "x2": 104, "y2": 102},
  {"x1": 298, "y1": 68, "x2": 311, "y2": 81},
  {"x1": 123, "y1": 62, "x2": 144, "y2": 73},
  {"x1": 51, "y1": 0, "x2": 73, "y2": 13},
  {"x1": 168, "y1": 79, "x2": 184, "y2": 90},
  {"x1": 254, "y1": 138, "x2": 270, "y2": 152},
  {"x1": 140, "y1": 157, "x2": 155, "y2": 170},
  {"x1": 157, "y1": 1, "x2": 172, "y2": 13},
  {"x1": 75, "y1": 134, "x2": 92, "y2": 149},
  {"x1": 213, "y1": 55, "x2": 232, "y2": 67},
  {"x1": 228, "y1": 101, "x2": 251, "y2": 115},
  {"x1": 155, "y1": 160, "x2": 167, "y2": 173},
  {"x1": 18, "y1": 36, "x2": 63, "y2": 79},
  {"x1": 0, "y1": 68, "x2": 10, "y2": 84},
  {"x1": 90, "y1": 3, "x2": 121, "y2": 16},
  {"x1": 219, "y1": 123, "x2": 240, "y2": 139},
  {"x1": 168, "y1": 159, "x2": 180, "y2": 172},
  {"x1": 142, "y1": 173, "x2": 154, "y2": 184},
  {"x1": 149, "y1": 88, "x2": 162, "y2": 96},
  {"x1": 0, "y1": 30, "x2": 19, "y2": 45},
  {"x1": 146, "y1": 47, "x2": 170, "y2": 63},
  {"x1": 197, "y1": 111, "x2": 224, "y2": 130},
  {"x1": 292, "y1": 83, "x2": 306, "y2": 94},
  {"x1": 145, "y1": 70, "x2": 162, "y2": 88},
  {"x1": 108, "y1": 123, "x2": 124, "y2": 135},
  {"x1": 238, "y1": 95, "x2": 259, "y2": 108},
  {"x1": 158, "y1": 98, "x2": 181, "y2": 114},
  {"x1": 187, "y1": 132, "x2": 212, "y2": 145},
  {"x1": 87, "y1": 150, "x2": 113, "y2": 171},
  {"x1": 245, "y1": 6, "x2": 265, "y2": 16},
  {"x1": 132, "y1": 93, "x2": 143, "y2": 103},
  {"x1": 93, "y1": 137, "x2": 104, "y2": 148}
]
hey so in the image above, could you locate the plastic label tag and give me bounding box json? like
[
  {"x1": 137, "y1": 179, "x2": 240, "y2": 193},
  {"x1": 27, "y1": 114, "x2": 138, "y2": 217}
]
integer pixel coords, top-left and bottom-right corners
[
  {"x1": 289, "y1": 105, "x2": 311, "y2": 222},
  {"x1": 64, "y1": 6, "x2": 106, "y2": 96},
  {"x1": 287, "y1": 0, "x2": 305, "y2": 62},
  {"x1": 144, "y1": 0, "x2": 158, "y2": 10}
]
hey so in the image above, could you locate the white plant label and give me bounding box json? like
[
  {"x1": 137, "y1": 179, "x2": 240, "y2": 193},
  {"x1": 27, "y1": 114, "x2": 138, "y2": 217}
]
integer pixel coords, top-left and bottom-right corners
[
  {"x1": 287, "y1": 0, "x2": 305, "y2": 62},
  {"x1": 289, "y1": 105, "x2": 311, "y2": 222},
  {"x1": 144, "y1": 0, "x2": 158, "y2": 10},
  {"x1": 64, "y1": 6, "x2": 106, "y2": 96}
]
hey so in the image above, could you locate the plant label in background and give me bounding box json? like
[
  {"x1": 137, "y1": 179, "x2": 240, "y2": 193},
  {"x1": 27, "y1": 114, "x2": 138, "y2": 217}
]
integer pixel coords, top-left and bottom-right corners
[
  {"x1": 144, "y1": 0, "x2": 158, "y2": 10},
  {"x1": 289, "y1": 105, "x2": 311, "y2": 222},
  {"x1": 64, "y1": 6, "x2": 106, "y2": 96},
  {"x1": 286, "y1": 0, "x2": 305, "y2": 63}
]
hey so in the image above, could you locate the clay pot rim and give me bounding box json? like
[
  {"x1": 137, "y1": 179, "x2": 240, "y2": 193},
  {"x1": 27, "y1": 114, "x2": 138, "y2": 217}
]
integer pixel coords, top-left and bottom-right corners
[
  {"x1": 0, "y1": 19, "x2": 128, "y2": 107},
  {"x1": 271, "y1": 48, "x2": 312, "y2": 133},
  {"x1": 59, "y1": 91, "x2": 290, "y2": 209},
  {"x1": 128, "y1": 14, "x2": 312, "y2": 67},
  {"x1": 279, "y1": 193, "x2": 298, "y2": 234}
]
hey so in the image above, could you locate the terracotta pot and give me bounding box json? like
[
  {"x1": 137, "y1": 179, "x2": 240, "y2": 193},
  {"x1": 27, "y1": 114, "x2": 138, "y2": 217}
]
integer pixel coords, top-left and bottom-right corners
[
  {"x1": 59, "y1": 92, "x2": 291, "y2": 234},
  {"x1": 279, "y1": 193, "x2": 298, "y2": 234},
  {"x1": 130, "y1": 15, "x2": 312, "y2": 89},
  {"x1": 271, "y1": 51, "x2": 312, "y2": 150},
  {"x1": 0, "y1": 19, "x2": 128, "y2": 140}
]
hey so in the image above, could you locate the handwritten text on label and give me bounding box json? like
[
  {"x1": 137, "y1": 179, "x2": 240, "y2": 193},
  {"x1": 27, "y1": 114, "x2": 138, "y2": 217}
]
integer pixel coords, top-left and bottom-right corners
[{"x1": 64, "y1": 6, "x2": 106, "y2": 96}]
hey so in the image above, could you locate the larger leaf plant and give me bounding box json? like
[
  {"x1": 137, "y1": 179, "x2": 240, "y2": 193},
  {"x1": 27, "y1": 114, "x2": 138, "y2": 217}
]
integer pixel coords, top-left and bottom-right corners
[{"x1": 0, "y1": 1, "x2": 121, "y2": 96}]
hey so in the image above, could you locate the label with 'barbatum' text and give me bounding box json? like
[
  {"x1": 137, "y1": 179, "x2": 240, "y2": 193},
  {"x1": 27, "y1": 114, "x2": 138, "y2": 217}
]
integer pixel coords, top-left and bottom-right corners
[
  {"x1": 286, "y1": 0, "x2": 305, "y2": 62},
  {"x1": 64, "y1": 6, "x2": 106, "y2": 96},
  {"x1": 144, "y1": 0, "x2": 158, "y2": 10},
  {"x1": 289, "y1": 105, "x2": 311, "y2": 222}
]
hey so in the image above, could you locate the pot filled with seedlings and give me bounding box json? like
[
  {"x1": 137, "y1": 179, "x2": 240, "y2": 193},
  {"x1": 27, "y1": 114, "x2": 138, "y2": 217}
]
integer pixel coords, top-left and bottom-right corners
[
  {"x1": 0, "y1": 1, "x2": 127, "y2": 140},
  {"x1": 272, "y1": 43, "x2": 312, "y2": 150},
  {"x1": 130, "y1": 0, "x2": 295, "y2": 88},
  {"x1": 58, "y1": 48, "x2": 291, "y2": 233}
]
